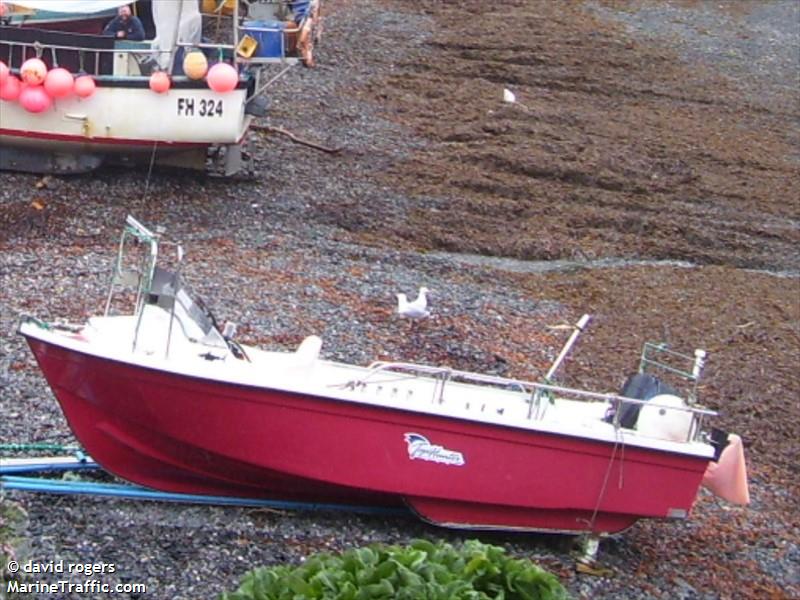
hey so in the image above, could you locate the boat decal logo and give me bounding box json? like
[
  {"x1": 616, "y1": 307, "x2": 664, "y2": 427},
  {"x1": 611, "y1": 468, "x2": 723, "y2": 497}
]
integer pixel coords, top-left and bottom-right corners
[{"x1": 403, "y1": 433, "x2": 465, "y2": 466}]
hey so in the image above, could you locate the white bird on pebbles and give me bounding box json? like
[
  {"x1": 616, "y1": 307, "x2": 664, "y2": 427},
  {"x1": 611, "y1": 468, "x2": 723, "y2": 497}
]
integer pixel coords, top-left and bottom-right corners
[
  {"x1": 397, "y1": 287, "x2": 430, "y2": 319},
  {"x1": 502, "y1": 87, "x2": 530, "y2": 112}
]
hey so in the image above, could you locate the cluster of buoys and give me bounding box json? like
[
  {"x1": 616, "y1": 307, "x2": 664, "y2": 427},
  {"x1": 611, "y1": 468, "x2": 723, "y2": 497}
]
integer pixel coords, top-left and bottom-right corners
[
  {"x1": 0, "y1": 53, "x2": 241, "y2": 111},
  {"x1": 0, "y1": 58, "x2": 96, "y2": 113},
  {"x1": 146, "y1": 51, "x2": 239, "y2": 95}
]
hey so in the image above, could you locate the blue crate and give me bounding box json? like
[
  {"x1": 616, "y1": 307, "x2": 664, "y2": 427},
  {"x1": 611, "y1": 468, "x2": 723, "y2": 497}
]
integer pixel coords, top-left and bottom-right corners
[{"x1": 242, "y1": 20, "x2": 286, "y2": 58}]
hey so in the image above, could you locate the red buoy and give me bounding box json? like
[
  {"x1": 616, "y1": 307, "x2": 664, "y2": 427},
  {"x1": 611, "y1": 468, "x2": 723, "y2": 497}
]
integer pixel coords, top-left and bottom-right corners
[
  {"x1": 0, "y1": 74, "x2": 21, "y2": 102},
  {"x1": 149, "y1": 71, "x2": 171, "y2": 94},
  {"x1": 19, "y1": 85, "x2": 53, "y2": 113},
  {"x1": 44, "y1": 67, "x2": 75, "y2": 99},
  {"x1": 74, "y1": 75, "x2": 97, "y2": 98},
  {"x1": 206, "y1": 62, "x2": 238, "y2": 93}
]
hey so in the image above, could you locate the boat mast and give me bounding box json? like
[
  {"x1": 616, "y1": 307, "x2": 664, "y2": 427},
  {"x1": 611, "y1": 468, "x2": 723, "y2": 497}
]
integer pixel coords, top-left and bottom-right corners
[
  {"x1": 545, "y1": 314, "x2": 591, "y2": 382},
  {"x1": 529, "y1": 313, "x2": 591, "y2": 419}
]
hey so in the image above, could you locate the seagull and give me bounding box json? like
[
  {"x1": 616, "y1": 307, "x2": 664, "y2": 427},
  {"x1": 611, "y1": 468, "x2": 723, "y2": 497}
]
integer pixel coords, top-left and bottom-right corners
[
  {"x1": 502, "y1": 87, "x2": 530, "y2": 112},
  {"x1": 397, "y1": 287, "x2": 430, "y2": 319}
]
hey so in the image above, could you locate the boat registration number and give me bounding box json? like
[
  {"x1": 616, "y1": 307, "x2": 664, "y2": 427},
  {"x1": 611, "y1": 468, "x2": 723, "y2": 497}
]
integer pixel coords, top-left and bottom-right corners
[{"x1": 177, "y1": 98, "x2": 223, "y2": 117}]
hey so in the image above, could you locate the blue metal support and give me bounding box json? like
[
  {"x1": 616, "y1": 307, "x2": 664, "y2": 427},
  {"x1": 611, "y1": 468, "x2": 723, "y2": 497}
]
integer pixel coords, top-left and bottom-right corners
[
  {"x1": 0, "y1": 457, "x2": 99, "y2": 475},
  {"x1": 0, "y1": 475, "x2": 409, "y2": 517}
]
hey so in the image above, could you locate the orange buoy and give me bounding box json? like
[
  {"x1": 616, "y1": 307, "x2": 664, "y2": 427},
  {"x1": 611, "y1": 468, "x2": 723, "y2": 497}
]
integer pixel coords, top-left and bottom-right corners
[{"x1": 183, "y1": 51, "x2": 208, "y2": 80}]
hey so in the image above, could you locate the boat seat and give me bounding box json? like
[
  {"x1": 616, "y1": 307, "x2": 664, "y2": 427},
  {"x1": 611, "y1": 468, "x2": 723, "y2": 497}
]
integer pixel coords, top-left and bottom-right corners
[{"x1": 289, "y1": 335, "x2": 322, "y2": 368}]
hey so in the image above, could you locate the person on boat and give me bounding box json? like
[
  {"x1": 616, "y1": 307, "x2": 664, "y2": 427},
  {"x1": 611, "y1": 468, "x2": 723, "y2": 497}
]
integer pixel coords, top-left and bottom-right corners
[{"x1": 103, "y1": 5, "x2": 145, "y2": 41}]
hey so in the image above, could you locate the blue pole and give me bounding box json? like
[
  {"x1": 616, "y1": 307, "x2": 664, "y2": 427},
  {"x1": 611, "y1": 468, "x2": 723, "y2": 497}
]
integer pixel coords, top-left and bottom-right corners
[
  {"x1": 0, "y1": 475, "x2": 409, "y2": 517},
  {"x1": 0, "y1": 460, "x2": 99, "y2": 475}
]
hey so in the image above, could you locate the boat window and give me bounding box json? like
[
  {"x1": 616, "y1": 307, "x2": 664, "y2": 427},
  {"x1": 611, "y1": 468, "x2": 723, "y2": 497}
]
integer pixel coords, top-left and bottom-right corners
[
  {"x1": 146, "y1": 266, "x2": 227, "y2": 348},
  {"x1": 174, "y1": 287, "x2": 227, "y2": 348}
]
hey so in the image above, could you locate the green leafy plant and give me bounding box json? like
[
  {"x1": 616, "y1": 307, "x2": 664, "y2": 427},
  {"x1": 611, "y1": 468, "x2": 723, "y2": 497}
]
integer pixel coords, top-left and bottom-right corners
[{"x1": 220, "y1": 538, "x2": 569, "y2": 600}]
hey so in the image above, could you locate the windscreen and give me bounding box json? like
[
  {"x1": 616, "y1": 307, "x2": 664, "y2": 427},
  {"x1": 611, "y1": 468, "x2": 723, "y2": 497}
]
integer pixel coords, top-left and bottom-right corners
[{"x1": 148, "y1": 266, "x2": 227, "y2": 349}]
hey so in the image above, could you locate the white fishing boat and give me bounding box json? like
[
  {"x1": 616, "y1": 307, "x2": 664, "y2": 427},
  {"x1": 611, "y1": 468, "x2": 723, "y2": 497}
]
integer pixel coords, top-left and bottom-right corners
[{"x1": 0, "y1": 0, "x2": 321, "y2": 174}]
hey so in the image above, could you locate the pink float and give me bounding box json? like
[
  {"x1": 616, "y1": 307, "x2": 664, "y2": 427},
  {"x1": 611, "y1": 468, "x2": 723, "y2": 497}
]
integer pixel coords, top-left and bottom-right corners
[
  {"x1": 0, "y1": 61, "x2": 9, "y2": 86},
  {"x1": 20, "y1": 58, "x2": 47, "y2": 86},
  {"x1": 19, "y1": 85, "x2": 53, "y2": 113},
  {"x1": 149, "y1": 71, "x2": 171, "y2": 94},
  {"x1": 74, "y1": 75, "x2": 96, "y2": 98},
  {"x1": 206, "y1": 62, "x2": 238, "y2": 93},
  {"x1": 44, "y1": 67, "x2": 75, "y2": 99},
  {"x1": 0, "y1": 74, "x2": 21, "y2": 102}
]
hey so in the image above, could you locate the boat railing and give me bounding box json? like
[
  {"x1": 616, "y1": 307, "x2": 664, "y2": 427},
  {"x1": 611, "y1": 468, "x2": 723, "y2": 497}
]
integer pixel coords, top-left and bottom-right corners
[
  {"x1": 639, "y1": 342, "x2": 706, "y2": 404},
  {"x1": 358, "y1": 361, "x2": 716, "y2": 442},
  {"x1": 2, "y1": 34, "x2": 299, "y2": 86},
  {"x1": 102, "y1": 217, "x2": 230, "y2": 357},
  {"x1": 103, "y1": 216, "x2": 159, "y2": 352},
  {"x1": 0, "y1": 37, "x2": 173, "y2": 78},
  {"x1": 362, "y1": 361, "x2": 528, "y2": 404}
]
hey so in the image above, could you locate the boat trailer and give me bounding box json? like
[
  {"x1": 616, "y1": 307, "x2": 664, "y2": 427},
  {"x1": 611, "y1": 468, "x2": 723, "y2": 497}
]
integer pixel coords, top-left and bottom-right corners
[{"x1": 1, "y1": 448, "x2": 609, "y2": 566}]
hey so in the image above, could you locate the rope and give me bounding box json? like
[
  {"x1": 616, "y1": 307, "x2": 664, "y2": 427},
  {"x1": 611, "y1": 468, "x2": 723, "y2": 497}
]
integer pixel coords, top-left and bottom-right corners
[
  {"x1": 141, "y1": 140, "x2": 159, "y2": 204},
  {"x1": 585, "y1": 428, "x2": 626, "y2": 533}
]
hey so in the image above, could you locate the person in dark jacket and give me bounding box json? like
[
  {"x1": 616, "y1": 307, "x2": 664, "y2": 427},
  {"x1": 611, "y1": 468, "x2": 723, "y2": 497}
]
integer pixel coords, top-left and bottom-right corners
[{"x1": 103, "y1": 5, "x2": 145, "y2": 41}]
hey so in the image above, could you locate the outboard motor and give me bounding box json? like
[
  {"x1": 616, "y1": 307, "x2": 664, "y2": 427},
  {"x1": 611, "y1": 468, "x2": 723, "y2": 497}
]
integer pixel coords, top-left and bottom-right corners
[
  {"x1": 637, "y1": 394, "x2": 693, "y2": 441},
  {"x1": 605, "y1": 372, "x2": 677, "y2": 429}
]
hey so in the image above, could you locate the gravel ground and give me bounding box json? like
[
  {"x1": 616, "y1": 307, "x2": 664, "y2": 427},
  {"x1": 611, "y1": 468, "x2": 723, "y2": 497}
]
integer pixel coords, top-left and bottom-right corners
[
  {"x1": 1, "y1": 1, "x2": 799, "y2": 599},
  {"x1": 590, "y1": 0, "x2": 800, "y2": 108}
]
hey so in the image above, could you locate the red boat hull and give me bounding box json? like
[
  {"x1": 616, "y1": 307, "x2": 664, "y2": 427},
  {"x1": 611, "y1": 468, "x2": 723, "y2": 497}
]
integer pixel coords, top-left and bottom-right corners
[{"x1": 24, "y1": 336, "x2": 710, "y2": 534}]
